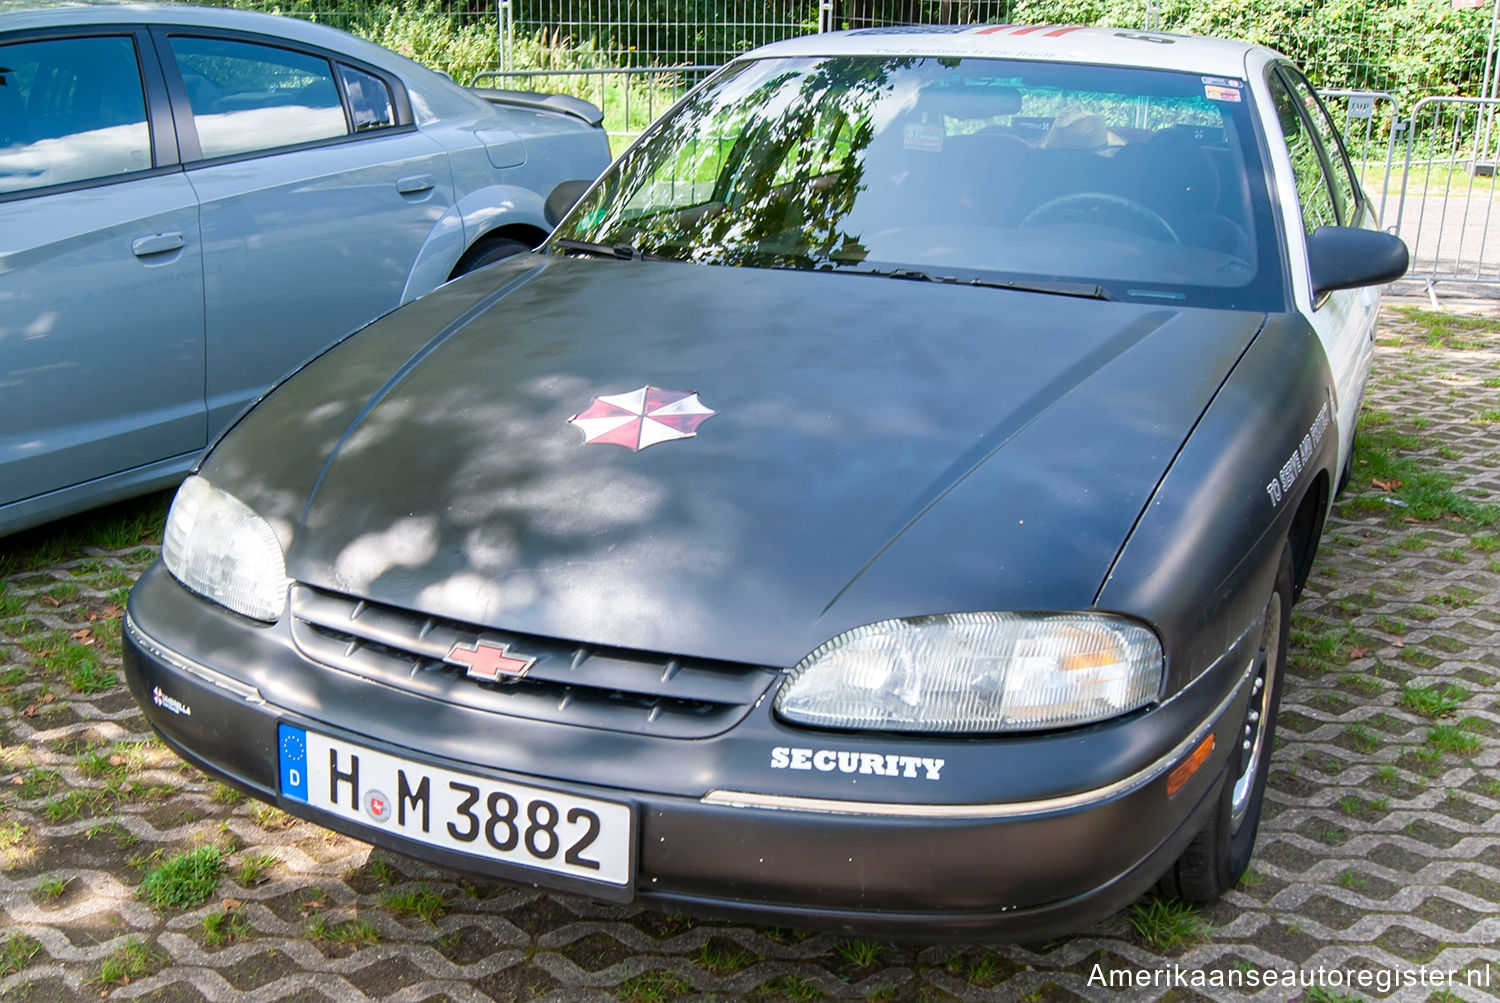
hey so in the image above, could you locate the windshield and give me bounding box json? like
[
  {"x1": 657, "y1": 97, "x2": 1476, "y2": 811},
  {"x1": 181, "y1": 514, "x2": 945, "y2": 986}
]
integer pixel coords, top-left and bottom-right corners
[{"x1": 552, "y1": 55, "x2": 1282, "y2": 308}]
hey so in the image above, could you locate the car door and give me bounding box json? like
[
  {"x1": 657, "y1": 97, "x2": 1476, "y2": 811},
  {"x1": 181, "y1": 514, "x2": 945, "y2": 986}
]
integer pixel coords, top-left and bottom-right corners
[
  {"x1": 1264, "y1": 66, "x2": 1375, "y2": 472},
  {"x1": 153, "y1": 29, "x2": 457, "y2": 433},
  {"x1": 0, "y1": 27, "x2": 205, "y2": 510}
]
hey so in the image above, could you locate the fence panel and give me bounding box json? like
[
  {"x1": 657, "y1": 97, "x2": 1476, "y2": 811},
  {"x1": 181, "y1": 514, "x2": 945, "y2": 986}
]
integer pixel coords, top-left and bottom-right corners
[
  {"x1": 502, "y1": 0, "x2": 815, "y2": 70},
  {"x1": 472, "y1": 65, "x2": 719, "y2": 153},
  {"x1": 1318, "y1": 90, "x2": 1402, "y2": 226},
  {"x1": 1394, "y1": 96, "x2": 1500, "y2": 299}
]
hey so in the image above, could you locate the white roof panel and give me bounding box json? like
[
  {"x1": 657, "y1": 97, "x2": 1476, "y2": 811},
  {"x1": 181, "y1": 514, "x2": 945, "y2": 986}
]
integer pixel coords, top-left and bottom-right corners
[{"x1": 746, "y1": 25, "x2": 1279, "y2": 79}]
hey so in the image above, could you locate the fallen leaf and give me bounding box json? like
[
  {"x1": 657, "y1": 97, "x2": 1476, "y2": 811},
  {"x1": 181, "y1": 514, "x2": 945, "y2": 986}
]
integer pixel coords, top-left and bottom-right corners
[
  {"x1": 39, "y1": 594, "x2": 61, "y2": 607},
  {"x1": 40, "y1": 692, "x2": 54, "y2": 704},
  {"x1": 223, "y1": 897, "x2": 243, "y2": 911},
  {"x1": 118, "y1": 782, "x2": 133, "y2": 794},
  {"x1": 1371, "y1": 478, "x2": 1402, "y2": 492},
  {"x1": 107, "y1": 754, "x2": 127, "y2": 767},
  {"x1": 70, "y1": 628, "x2": 93, "y2": 642},
  {"x1": 1393, "y1": 639, "x2": 1406, "y2": 648},
  {"x1": 23, "y1": 705, "x2": 37, "y2": 718},
  {"x1": 1349, "y1": 646, "x2": 1371, "y2": 658},
  {"x1": 9, "y1": 775, "x2": 22, "y2": 786}
]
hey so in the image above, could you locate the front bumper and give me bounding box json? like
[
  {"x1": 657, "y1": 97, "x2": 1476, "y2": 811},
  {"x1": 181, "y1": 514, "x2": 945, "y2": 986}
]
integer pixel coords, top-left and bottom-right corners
[{"x1": 124, "y1": 561, "x2": 1261, "y2": 940}]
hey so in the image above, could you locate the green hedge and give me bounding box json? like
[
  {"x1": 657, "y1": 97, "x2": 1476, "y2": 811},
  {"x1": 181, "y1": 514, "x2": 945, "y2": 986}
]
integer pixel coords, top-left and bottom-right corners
[{"x1": 192, "y1": 0, "x2": 1493, "y2": 101}]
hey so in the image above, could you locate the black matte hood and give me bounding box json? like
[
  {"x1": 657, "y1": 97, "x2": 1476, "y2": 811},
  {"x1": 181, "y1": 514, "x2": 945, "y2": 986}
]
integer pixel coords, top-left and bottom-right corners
[{"x1": 271, "y1": 257, "x2": 1263, "y2": 668}]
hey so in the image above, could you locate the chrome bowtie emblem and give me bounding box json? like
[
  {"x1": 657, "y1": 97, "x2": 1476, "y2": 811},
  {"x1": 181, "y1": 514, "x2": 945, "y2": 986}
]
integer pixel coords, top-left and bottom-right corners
[{"x1": 568, "y1": 385, "x2": 715, "y2": 451}]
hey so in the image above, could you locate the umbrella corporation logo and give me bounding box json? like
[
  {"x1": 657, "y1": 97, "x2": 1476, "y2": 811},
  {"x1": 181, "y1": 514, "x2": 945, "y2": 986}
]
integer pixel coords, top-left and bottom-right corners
[
  {"x1": 568, "y1": 386, "x2": 715, "y2": 451},
  {"x1": 151, "y1": 686, "x2": 192, "y2": 717}
]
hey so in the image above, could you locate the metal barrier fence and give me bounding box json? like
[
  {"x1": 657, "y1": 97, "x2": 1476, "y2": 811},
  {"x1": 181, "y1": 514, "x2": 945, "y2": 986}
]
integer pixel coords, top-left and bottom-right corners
[
  {"x1": 1319, "y1": 90, "x2": 1403, "y2": 227},
  {"x1": 1392, "y1": 96, "x2": 1500, "y2": 301},
  {"x1": 471, "y1": 65, "x2": 717, "y2": 151}
]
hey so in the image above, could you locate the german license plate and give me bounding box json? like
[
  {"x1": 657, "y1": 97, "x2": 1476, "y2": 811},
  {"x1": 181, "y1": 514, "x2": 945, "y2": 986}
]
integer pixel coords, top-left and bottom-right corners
[{"x1": 277, "y1": 725, "x2": 631, "y2": 886}]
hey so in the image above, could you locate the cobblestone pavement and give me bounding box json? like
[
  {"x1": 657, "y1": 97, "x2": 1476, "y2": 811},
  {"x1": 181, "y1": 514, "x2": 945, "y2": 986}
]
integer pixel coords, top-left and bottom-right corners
[{"x1": 1, "y1": 302, "x2": 1498, "y2": 1003}]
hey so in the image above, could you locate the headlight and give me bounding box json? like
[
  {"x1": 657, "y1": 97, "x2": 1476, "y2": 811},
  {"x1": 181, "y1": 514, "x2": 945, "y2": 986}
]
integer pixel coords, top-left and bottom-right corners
[
  {"x1": 774, "y1": 612, "x2": 1163, "y2": 733},
  {"x1": 161, "y1": 476, "x2": 289, "y2": 622}
]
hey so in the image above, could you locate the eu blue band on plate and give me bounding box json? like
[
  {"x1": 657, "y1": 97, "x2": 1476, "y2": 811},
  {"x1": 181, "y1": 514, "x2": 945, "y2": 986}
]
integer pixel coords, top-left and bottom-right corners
[{"x1": 279, "y1": 723, "x2": 308, "y2": 801}]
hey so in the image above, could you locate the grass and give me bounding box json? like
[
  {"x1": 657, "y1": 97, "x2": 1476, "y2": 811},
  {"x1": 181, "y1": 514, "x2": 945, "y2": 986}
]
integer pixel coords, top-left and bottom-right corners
[
  {"x1": 235, "y1": 851, "x2": 278, "y2": 886},
  {"x1": 0, "y1": 493, "x2": 169, "y2": 578},
  {"x1": 1126, "y1": 897, "x2": 1210, "y2": 951},
  {"x1": 1344, "y1": 414, "x2": 1499, "y2": 526},
  {"x1": 90, "y1": 936, "x2": 163, "y2": 987},
  {"x1": 379, "y1": 884, "x2": 448, "y2": 922},
  {"x1": 1402, "y1": 682, "x2": 1467, "y2": 718},
  {"x1": 834, "y1": 939, "x2": 885, "y2": 968},
  {"x1": 1343, "y1": 723, "x2": 1380, "y2": 753},
  {"x1": 755, "y1": 975, "x2": 824, "y2": 1000},
  {"x1": 1428, "y1": 724, "x2": 1484, "y2": 755},
  {"x1": 1391, "y1": 305, "x2": 1500, "y2": 350},
  {"x1": 15, "y1": 768, "x2": 62, "y2": 800},
  {"x1": 138, "y1": 845, "x2": 226, "y2": 910},
  {"x1": 689, "y1": 936, "x2": 759, "y2": 974},
  {"x1": 306, "y1": 917, "x2": 380, "y2": 946},
  {"x1": 1302, "y1": 987, "x2": 1365, "y2": 1003},
  {"x1": 210, "y1": 782, "x2": 246, "y2": 805},
  {"x1": 202, "y1": 907, "x2": 251, "y2": 947},
  {"x1": 35, "y1": 874, "x2": 71, "y2": 900},
  {"x1": 251, "y1": 804, "x2": 297, "y2": 829},
  {"x1": 619, "y1": 970, "x2": 693, "y2": 1002},
  {"x1": 366, "y1": 856, "x2": 398, "y2": 886},
  {"x1": 0, "y1": 934, "x2": 42, "y2": 975}
]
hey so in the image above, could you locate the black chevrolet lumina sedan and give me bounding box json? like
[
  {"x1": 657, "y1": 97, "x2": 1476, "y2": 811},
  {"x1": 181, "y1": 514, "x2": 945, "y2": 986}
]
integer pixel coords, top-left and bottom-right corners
[{"x1": 124, "y1": 25, "x2": 1408, "y2": 939}]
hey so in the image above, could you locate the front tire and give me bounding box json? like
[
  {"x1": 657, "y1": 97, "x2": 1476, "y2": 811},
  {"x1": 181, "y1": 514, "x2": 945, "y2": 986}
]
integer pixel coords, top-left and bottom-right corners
[
  {"x1": 453, "y1": 237, "x2": 532, "y2": 277},
  {"x1": 1157, "y1": 543, "x2": 1292, "y2": 901}
]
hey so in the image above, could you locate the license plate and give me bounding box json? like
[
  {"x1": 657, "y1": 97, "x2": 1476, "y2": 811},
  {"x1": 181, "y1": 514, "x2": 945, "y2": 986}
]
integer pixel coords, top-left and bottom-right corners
[{"x1": 277, "y1": 725, "x2": 632, "y2": 887}]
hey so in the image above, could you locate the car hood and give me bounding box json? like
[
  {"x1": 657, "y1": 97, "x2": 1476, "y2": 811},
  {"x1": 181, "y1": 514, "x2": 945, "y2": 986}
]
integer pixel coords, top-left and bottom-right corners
[{"x1": 269, "y1": 257, "x2": 1264, "y2": 668}]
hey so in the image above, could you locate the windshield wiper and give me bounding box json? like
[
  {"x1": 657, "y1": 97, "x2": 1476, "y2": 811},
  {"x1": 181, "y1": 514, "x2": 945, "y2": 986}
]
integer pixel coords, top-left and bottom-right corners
[
  {"x1": 854, "y1": 267, "x2": 1111, "y2": 301},
  {"x1": 553, "y1": 239, "x2": 678, "y2": 264},
  {"x1": 554, "y1": 238, "x2": 639, "y2": 260}
]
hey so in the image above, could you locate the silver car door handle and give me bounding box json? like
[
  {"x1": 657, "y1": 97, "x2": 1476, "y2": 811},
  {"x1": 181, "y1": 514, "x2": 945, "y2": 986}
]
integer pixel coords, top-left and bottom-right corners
[
  {"x1": 131, "y1": 232, "x2": 185, "y2": 257},
  {"x1": 396, "y1": 174, "x2": 436, "y2": 195}
]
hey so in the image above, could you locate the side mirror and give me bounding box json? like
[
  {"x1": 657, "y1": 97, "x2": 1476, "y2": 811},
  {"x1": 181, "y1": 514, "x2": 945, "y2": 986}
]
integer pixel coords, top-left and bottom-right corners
[
  {"x1": 544, "y1": 179, "x2": 593, "y2": 227},
  {"x1": 1307, "y1": 226, "x2": 1409, "y2": 299}
]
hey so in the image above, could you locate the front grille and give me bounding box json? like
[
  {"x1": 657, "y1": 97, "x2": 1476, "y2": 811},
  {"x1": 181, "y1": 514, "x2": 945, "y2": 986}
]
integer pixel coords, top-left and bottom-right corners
[{"x1": 289, "y1": 584, "x2": 778, "y2": 738}]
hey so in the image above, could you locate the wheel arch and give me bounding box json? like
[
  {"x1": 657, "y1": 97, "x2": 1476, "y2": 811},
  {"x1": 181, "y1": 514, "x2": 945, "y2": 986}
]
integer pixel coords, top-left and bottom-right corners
[
  {"x1": 1286, "y1": 469, "x2": 1329, "y2": 601},
  {"x1": 448, "y1": 222, "x2": 550, "y2": 279}
]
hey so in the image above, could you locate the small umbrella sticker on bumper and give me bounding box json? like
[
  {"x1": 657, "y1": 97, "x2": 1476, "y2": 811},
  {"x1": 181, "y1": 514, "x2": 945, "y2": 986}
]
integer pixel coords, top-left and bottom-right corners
[{"x1": 568, "y1": 386, "x2": 715, "y2": 451}]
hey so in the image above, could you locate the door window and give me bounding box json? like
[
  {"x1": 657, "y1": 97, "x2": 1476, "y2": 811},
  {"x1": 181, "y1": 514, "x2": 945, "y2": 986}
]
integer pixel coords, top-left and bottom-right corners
[
  {"x1": 0, "y1": 35, "x2": 152, "y2": 195},
  {"x1": 338, "y1": 63, "x2": 395, "y2": 132},
  {"x1": 168, "y1": 36, "x2": 348, "y2": 159},
  {"x1": 1277, "y1": 68, "x2": 1361, "y2": 223},
  {"x1": 1266, "y1": 70, "x2": 1342, "y2": 234}
]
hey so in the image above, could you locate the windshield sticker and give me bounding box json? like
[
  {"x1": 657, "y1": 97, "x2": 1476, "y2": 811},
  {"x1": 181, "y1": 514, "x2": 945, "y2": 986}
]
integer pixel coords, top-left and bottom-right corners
[
  {"x1": 771, "y1": 746, "x2": 945, "y2": 781},
  {"x1": 1201, "y1": 76, "x2": 1243, "y2": 89},
  {"x1": 1205, "y1": 84, "x2": 1242, "y2": 103},
  {"x1": 1265, "y1": 402, "x2": 1330, "y2": 506},
  {"x1": 903, "y1": 122, "x2": 944, "y2": 152}
]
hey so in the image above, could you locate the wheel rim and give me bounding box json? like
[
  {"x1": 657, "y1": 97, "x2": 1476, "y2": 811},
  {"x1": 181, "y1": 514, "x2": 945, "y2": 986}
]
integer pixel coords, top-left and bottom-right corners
[{"x1": 1231, "y1": 590, "x2": 1281, "y2": 834}]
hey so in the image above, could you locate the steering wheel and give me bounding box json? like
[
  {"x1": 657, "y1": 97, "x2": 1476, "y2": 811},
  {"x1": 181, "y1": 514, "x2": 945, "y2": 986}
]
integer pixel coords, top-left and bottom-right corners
[{"x1": 1019, "y1": 192, "x2": 1180, "y2": 244}]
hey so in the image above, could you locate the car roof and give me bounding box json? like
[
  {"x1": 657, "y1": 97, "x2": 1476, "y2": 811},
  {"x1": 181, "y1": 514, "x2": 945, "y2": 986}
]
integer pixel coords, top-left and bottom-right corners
[
  {"x1": 0, "y1": 0, "x2": 498, "y2": 121},
  {"x1": 0, "y1": 0, "x2": 399, "y2": 66},
  {"x1": 745, "y1": 25, "x2": 1284, "y2": 79}
]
